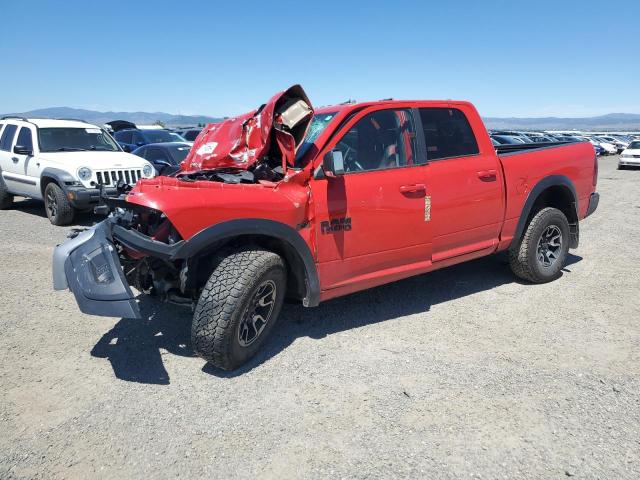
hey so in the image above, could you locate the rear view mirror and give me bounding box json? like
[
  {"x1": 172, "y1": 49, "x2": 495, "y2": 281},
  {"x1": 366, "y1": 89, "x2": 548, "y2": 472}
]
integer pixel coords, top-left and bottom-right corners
[
  {"x1": 13, "y1": 145, "x2": 33, "y2": 156},
  {"x1": 323, "y1": 150, "x2": 345, "y2": 177}
]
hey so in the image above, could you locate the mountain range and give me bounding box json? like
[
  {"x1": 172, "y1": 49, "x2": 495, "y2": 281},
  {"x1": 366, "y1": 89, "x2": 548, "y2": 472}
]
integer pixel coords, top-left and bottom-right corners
[
  {"x1": 1, "y1": 107, "x2": 223, "y2": 127},
  {"x1": 3, "y1": 107, "x2": 640, "y2": 131}
]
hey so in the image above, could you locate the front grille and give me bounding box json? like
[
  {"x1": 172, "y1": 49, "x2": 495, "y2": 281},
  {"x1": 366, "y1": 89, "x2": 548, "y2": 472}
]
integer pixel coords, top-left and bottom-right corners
[{"x1": 96, "y1": 169, "x2": 143, "y2": 186}]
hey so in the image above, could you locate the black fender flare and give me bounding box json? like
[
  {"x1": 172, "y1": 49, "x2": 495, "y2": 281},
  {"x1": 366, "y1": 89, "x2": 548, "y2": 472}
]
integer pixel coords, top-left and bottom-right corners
[
  {"x1": 171, "y1": 219, "x2": 320, "y2": 307},
  {"x1": 40, "y1": 167, "x2": 77, "y2": 194},
  {"x1": 511, "y1": 175, "x2": 579, "y2": 248}
]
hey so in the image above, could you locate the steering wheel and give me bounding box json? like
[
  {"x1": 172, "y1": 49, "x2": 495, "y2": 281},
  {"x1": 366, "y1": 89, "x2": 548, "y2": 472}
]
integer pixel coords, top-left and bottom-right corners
[{"x1": 337, "y1": 141, "x2": 362, "y2": 171}]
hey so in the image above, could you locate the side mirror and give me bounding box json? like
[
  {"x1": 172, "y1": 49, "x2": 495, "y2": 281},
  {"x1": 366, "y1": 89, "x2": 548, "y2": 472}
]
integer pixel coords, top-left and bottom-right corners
[
  {"x1": 136, "y1": 141, "x2": 145, "y2": 147},
  {"x1": 14, "y1": 145, "x2": 33, "y2": 156},
  {"x1": 121, "y1": 144, "x2": 131, "y2": 152},
  {"x1": 152, "y1": 159, "x2": 171, "y2": 167},
  {"x1": 323, "y1": 150, "x2": 345, "y2": 177}
]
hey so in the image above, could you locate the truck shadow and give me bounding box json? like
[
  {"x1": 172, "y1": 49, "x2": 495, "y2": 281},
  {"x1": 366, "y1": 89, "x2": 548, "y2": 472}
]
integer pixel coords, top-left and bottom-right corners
[{"x1": 92, "y1": 252, "x2": 583, "y2": 384}]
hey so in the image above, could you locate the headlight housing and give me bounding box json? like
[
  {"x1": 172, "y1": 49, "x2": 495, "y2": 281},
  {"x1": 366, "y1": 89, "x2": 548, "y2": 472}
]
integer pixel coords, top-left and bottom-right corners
[
  {"x1": 142, "y1": 164, "x2": 154, "y2": 178},
  {"x1": 77, "y1": 167, "x2": 92, "y2": 181},
  {"x1": 621, "y1": 154, "x2": 631, "y2": 158}
]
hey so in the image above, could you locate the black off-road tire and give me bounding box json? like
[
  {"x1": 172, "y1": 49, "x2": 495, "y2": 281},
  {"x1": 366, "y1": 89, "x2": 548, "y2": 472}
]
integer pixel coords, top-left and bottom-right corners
[
  {"x1": 192, "y1": 247, "x2": 287, "y2": 370},
  {"x1": 0, "y1": 174, "x2": 13, "y2": 210},
  {"x1": 44, "y1": 182, "x2": 75, "y2": 226},
  {"x1": 509, "y1": 207, "x2": 570, "y2": 283}
]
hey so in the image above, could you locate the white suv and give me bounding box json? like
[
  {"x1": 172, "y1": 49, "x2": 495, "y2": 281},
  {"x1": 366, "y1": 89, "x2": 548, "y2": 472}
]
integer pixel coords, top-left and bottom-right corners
[{"x1": 0, "y1": 117, "x2": 155, "y2": 225}]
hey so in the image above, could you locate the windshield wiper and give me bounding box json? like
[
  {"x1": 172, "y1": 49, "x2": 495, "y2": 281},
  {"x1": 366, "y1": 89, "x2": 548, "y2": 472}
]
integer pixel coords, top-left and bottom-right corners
[
  {"x1": 88, "y1": 146, "x2": 112, "y2": 151},
  {"x1": 56, "y1": 147, "x2": 86, "y2": 151}
]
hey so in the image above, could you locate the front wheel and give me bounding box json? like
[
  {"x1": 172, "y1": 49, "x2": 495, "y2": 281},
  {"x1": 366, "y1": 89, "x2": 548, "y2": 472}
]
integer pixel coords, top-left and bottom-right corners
[
  {"x1": 509, "y1": 207, "x2": 570, "y2": 283},
  {"x1": 191, "y1": 247, "x2": 286, "y2": 370},
  {"x1": 44, "y1": 182, "x2": 75, "y2": 226}
]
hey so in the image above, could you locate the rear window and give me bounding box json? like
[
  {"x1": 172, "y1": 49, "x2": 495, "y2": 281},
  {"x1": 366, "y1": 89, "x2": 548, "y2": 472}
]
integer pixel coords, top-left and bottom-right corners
[
  {"x1": 0, "y1": 124, "x2": 18, "y2": 151},
  {"x1": 418, "y1": 108, "x2": 479, "y2": 160}
]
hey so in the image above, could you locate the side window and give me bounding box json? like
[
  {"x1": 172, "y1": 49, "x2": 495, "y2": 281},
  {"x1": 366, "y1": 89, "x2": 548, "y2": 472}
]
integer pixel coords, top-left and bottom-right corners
[
  {"x1": 418, "y1": 108, "x2": 479, "y2": 160},
  {"x1": 333, "y1": 109, "x2": 419, "y2": 173},
  {"x1": 0, "y1": 124, "x2": 18, "y2": 152},
  {"x1": 16, "y1": 127, "x2": 33, "y2": 151}
]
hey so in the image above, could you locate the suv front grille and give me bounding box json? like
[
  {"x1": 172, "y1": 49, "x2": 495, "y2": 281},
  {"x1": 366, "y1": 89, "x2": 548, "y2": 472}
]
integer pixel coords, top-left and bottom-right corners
[{"x1": 96, "y1": 169, "x2": 143, "y2": 186}]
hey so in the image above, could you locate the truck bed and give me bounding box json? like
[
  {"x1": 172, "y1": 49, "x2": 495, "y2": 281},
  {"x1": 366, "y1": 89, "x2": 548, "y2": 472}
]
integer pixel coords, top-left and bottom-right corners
[{"x1": 495, "y1": 140, "x2": 576, "y2": 156}]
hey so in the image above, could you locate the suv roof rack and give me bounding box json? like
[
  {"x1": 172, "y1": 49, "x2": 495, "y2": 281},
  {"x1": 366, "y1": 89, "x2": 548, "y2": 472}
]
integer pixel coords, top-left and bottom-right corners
[{"x1": 0, "y1": 115, "x2": 29, "y2": 121}]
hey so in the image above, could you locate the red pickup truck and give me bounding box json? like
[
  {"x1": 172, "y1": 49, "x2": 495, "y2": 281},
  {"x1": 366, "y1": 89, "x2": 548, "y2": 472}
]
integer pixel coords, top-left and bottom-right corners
[{"x1": 53, "y1": 85, "x2": 599, "y2": 370}]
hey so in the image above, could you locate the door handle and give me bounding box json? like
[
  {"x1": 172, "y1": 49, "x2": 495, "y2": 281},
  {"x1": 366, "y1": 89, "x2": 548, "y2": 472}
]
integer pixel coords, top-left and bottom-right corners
[
  {"x1": 12, "y1": 157, "x2": 19, "y2": 163},
  {"x1": 477, "y1": 170, "x2": 497, "y2": 181},
  {"x1": 399, "y1": 183, "x2": 426, "y2": 194}
]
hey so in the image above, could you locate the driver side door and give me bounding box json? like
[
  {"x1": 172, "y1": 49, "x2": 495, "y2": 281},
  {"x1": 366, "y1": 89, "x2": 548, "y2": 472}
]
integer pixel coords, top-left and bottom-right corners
[{"x1": 310, "y1": 107, "x2": 433, "y2": 294}]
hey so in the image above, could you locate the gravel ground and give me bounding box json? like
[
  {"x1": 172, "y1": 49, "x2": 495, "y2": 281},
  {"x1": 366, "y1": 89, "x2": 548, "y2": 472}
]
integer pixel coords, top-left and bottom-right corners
[{"x1": 1, "y1": 155, "x2": 639, "y2": 479}]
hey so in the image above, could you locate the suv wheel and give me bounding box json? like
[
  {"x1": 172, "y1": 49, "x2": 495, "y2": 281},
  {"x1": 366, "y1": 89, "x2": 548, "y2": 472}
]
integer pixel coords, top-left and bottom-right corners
[
  {"x1": 191, "y1": 247, "x2": 286, "y2": 370},
  {"x1": 509, "y1": 207, "x2": 570, "y2": 283},
  {"x1": 44, "y1": 182, "x2": 75, "y2": 226},
  {"x1": 0, "y1": 174, "x2": 13, "y2": 210}
]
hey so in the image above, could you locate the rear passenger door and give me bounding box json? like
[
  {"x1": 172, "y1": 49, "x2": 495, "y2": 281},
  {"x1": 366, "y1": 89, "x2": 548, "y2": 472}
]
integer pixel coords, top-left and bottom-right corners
[
  {"x1": 0, "y1": 123, "x2": 28, "y2": 195},
  {"x1": 419, "y1": 106, "x2": 504, "y2": 262}
]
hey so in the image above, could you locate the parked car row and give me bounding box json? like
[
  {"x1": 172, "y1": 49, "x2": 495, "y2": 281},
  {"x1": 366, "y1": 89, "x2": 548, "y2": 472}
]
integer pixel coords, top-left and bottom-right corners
[{"x1": 488, "y1": 130, "x2": 640, "y2": 160}]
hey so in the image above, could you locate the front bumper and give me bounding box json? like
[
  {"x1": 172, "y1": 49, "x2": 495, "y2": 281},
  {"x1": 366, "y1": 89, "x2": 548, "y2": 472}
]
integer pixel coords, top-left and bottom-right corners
[
  {"x1": 618, "y1": 157, "x2": 640, "y2": 166},
  {"x1": 65, "y1": 185, "x2": 118, "y2": 209},
  {"x1": 52, "y1": 219, "x2": 141, "y2": 319}
]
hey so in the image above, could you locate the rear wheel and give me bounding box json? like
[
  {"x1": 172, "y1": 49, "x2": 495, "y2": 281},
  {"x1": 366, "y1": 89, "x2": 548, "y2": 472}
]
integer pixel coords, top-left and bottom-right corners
[
  {"x1": 0, "y1": 174, "x2": 13, "y2": 210},
  {"x1": 44, "y1": 182, "x2": 75, "y2": 226},
  {"x1": 509, "y1": 207, "x2": 570, "y2": 283},
  {"x1": 191, "y1": 247, "x2": 286, "y2": 370}
]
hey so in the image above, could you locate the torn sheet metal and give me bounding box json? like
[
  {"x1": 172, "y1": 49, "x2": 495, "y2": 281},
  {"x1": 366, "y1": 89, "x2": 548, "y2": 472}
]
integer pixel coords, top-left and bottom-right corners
[{"x1": 180, "y1": 85, "x2": 313, "y2": 174}]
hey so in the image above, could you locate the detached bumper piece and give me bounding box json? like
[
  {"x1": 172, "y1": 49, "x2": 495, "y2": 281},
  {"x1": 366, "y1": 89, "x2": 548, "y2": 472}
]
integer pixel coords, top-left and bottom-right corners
[
  {"x1": 52, "y1": 221, "x2": 141, "y2": 319},
  {"x1": 585, "y1": 192, "x2": 599, "y2": 218}
]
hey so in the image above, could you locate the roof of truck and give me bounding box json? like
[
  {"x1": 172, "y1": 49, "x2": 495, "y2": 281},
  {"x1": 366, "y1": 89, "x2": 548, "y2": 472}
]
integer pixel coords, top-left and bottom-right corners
[{"x1": 314, "y1": 99, "x2": 473, "y2": 115}]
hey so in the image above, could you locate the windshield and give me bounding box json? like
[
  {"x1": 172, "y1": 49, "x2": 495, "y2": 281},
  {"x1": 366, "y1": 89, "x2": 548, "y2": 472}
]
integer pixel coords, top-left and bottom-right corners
[
  {"x1": 38, "y1": 127, "x2": 120, "y2": 152},
  {"x1": 168, "y1": 144, "x2": 192, "y2": 163},
  {"x1": 142, "y1": 130, "x2": 186, "y2": 143},
  {"x1": 628, "y1": 141, "x2": 640, "y2": 149},
  {"x1": 295, "y1": 112, "x2": 339, "y2": 164}
]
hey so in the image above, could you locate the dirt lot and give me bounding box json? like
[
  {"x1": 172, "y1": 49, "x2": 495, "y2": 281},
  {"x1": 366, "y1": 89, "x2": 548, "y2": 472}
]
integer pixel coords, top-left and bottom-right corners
[{"x1": 1, "y1": 155, "x2": 639, "y2": 479}]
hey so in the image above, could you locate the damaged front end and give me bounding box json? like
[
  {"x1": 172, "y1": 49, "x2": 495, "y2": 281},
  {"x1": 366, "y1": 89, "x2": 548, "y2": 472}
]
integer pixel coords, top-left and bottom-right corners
[
  {"x1": 179, "y1": 84, "x2": 313, "y2": 183},
  {"x1": 53, "y1": 85, "x2": 316, "y2": 319},
  {"x1": 53, "y1": 203, "x2": 195, "y2": 318}
]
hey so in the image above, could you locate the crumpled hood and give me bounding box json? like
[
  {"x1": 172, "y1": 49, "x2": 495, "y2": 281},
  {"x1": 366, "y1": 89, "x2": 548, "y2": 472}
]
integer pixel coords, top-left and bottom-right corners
[{"x1": 180, "y1": 85, "x2": 313, "y2": 173}]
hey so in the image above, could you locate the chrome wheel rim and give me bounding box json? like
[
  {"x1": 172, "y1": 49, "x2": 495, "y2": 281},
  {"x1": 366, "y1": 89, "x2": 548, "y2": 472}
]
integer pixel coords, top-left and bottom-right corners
[
  {"x1": 46, "y1": 190, "x2": 58, "y2": 218},
  {"x1": 537, "y1": 225, "x2": 562, "y2": 268},
  {"x1": 238, "y1": 280, "x2": 277, "y2": 347}
]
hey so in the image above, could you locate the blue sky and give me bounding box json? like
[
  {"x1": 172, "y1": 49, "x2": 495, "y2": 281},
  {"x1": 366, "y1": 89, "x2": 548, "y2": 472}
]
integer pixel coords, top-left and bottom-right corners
[{"x1": 0, "y1": 0, "x2": 638, "y2": 118}]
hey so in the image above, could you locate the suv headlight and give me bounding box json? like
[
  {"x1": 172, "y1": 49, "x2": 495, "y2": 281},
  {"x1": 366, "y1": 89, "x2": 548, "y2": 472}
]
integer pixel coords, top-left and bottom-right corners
[
  {"x1": 142, "y1": 164, "x2": 154, "y2": 178},
  {"x1": 77, "y1": 167, "x2": 92, "y2": 181}
]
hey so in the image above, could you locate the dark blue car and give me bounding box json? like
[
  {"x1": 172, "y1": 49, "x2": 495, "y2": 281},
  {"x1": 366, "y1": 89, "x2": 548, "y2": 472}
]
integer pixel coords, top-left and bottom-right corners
[
  {"x1": 131, "y1": 142, "x2": 192, "y2": 175},
  {"x1": 113, "y1": 128, "x2": 188, "y2": 152}
]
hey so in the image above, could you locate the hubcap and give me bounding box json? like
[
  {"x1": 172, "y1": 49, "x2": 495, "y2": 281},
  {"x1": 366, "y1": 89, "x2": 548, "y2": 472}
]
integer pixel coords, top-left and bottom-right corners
[
  {"x1": 46, "y1": 190, "x2": 58, "y2": 218},
  {"x1": 537, "y1": 225, "x2": 562, "y2": 268},
  {"x1": 237, "y1": 280, "x2": 277, "y2": 347}
]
